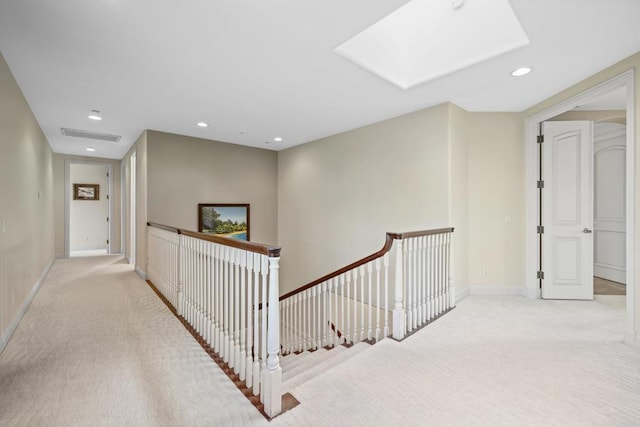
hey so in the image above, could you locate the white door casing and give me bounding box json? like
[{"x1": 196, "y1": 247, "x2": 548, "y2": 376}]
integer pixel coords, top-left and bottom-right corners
[
  {"x1": 594, "y1": 122, "x2": 626, "y2": 284},
  {"x1": 542, "y1": 121, "x2": 594, "y2": 300}
]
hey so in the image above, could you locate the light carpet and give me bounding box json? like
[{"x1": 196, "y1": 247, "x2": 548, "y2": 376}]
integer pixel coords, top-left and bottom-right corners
[{"x1": 1, "y1": 256, "x2": 639, "y2": 426}]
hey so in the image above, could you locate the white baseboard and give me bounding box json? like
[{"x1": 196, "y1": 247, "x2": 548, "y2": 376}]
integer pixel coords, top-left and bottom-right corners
[
  {"x1": 0, "y1": 258, "x2": 54, "y2": 355},
  {"x1": 135, "y1": 267, "x2": 147, "y2": 280},
  {"x1": 468, "y1": 286, "x2": 526, "y2": 296}
]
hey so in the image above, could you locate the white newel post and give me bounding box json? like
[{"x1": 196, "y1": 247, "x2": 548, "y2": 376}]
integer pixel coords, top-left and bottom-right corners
[
  {"x1": 177, "y1": 234, "x2": 185, "y2": 316},
  {"x1": 263, "y1": 255, "x2": 282, "y2": 417},
  {"x1": 448, "y1": 232, "x2": 456, "y2": 308},
  {"x1": 392, "y1": 239, "x2": 405, "y2": 340}
]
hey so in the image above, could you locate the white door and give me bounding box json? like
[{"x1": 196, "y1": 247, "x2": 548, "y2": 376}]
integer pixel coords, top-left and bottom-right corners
[
  {"x1": 594, "y1": 122, "x2": 626, "y2": 283},
  {"x1": 542, "y1": 121, "x2": 593, "y2": 300}
]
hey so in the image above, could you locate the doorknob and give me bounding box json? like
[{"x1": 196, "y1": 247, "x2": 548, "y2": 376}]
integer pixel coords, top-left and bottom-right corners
[{"x1": 582, "y1": 228, "x2": 593, "y2": 234}]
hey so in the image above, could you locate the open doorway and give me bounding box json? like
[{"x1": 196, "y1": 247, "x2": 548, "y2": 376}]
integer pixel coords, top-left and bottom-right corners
[
  {"x1": 525, "y1": 70, "x2": 636, "y2": 346},
  {"x1": 65, "y1": 160, "x2": 113, "y2": 257}
]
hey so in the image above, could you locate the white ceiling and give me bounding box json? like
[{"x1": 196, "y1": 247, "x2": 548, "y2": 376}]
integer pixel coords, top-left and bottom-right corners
[{"x1": 0, "y1": 0, "x2": 639, "y2": 159}]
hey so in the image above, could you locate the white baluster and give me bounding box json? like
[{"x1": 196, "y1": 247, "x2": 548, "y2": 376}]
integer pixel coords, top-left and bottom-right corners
[
  {"x1": 317, "y1": 285, "x2": 323, "y2": 349},
  {"x1": 383, "y1": 253, "x2": 389, "y2": 338},
  {"x1": 428, "y1": 235, "x2": 434, "y2": 321},
  {"x1": 198, "y1": 239, "x2": 204, "y2": 337},
  {"x1": 375, "y1": 258, "x2": 381, "y2": 341},
  {"x1": 367, "y1": 262, "x2": 373, "y2": 341},
  {"x1": 239, "y1": 250, "x2": 247, "y2": 381},
  {"x1": 436, "y1": 234, "x2": 442, "y2": 316},
  {"x1": 448, "y1": 232, "x2": 455, "y2": 308},
  {"x1": 297, "y1": 291, "x2": 303, "y2": 352},
  {"x1": 217, "y1": 245, "x2": 223, "y2": 359},
  {"x1": 223, "y1": 246, "x2": 230, "y2": 363},
  {"x1": 233, "y1": 249, "x2": 241, "y2": 372},
  {"x1": 345, "y1": 271, "x2": 351, "y2": 344},
  {"x1": 420, "y1": 236, "x2": 427, "y2": 325},
  {"x1": 393, "y1": 239, "x2": 405, "y2": 340},
  {"x1": 334, "y1": 278, "x2": 340, "y2": 347},
  {"x1": 214, "y1": 244, "x2": 221, "y2": 353},
  {"x1": 186, "y1": 237, "x2": 191, "y2": 325},
  {"x1": 352, "y1": 269, "x2": 358, "y2": 344},
  {"x1": 340, "y1": 274, "x2": 345, "y2": 344},
  {"x1": 414, "y1": 238, "x2": 420, "y2": 330},
  {"x1": 359, "y1": 266, "x2": 365, "y2": 342},
  {"x1": 287, "y1": 298, "x2": 292, "y2": 354},
  {"x1": 321, "y1": 282, "x2": 328, "y2": 348},
  {"x1": 327, "y1": 280, "x2": 333, "y2": 347},
  {"x1": 260, "y1": 255, "x2": 268, "y2": 403},
  {"x1": 246, "y1": 252, "x2": 254, "y2": 387},
  {"x1": 302, "y1": 290, "x2": 308, "y2": 351},
  {"x1": 252, "y1": 254, "x2": 261, "y2": 396},
  {"x1": 404, "y1": 239, "x2": 411, "y2": 333},
  {"x1": 413, "y1": 237, "x2": 424, "y2": 327},
  {"x1": 311, "y1": 287, "x2": 317, "y2": 350}
]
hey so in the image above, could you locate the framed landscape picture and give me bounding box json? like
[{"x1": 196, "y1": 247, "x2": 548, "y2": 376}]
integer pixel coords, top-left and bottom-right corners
[
  {"x1": 73, "y1": 183, "x2": 99, "y2": 200},
  {"x1": 198, "y1": 203, "x2": 250, "y2": 241}
]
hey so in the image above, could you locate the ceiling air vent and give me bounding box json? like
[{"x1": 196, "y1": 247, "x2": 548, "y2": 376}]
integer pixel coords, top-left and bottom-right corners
[{"x1": 61, "y1": 128, "x2": 121, "y2": 143}]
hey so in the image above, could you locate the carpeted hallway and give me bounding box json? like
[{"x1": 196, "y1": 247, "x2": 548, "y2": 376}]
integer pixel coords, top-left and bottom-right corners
[{"x1": 1, "y1": 256, "x2": 639, "y2": 426}]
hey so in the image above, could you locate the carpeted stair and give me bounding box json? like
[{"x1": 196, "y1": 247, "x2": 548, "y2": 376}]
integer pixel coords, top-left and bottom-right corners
[{"x1": 280, "y1": 342, "x2": 371, "y2": 393}]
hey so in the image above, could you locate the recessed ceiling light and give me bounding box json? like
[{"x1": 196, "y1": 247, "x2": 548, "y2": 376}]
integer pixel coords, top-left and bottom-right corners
[
  {"x1": 197, "y1": 122, "x2": 208, "y2": 127},
  {"x1": 86, "y1": 147, "x2": 96, "y2": 152},
  {"x1": 511, "y1": 67, "x2": 532, "y2": 77},
  {"x1": 88, "y1": 109, "x2": 102, "y2": 120},
  {"x1": 274, "y1": 137, "x2": 283, "y2": 142}
]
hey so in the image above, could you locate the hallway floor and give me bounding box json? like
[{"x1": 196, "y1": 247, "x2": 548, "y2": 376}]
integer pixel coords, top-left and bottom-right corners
[{"x1": 1, "y1": 256, "x2": 639, "y2": 426}]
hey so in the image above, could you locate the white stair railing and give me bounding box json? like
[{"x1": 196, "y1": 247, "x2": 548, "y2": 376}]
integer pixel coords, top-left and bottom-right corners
[
  {"x1": 280, "y1": 227, "x2": 454, "y2": 353},
  {"x1": 146, "y1": 222, "x2": 282, "y2": 418},
  {"x1": 397, "y1": 230, "x2": 454, "y2": 339}
]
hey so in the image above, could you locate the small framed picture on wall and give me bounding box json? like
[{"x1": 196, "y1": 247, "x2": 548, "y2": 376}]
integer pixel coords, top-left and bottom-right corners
[{"x1": 73, "y1": 183, "x2": 99, "y2": 200}]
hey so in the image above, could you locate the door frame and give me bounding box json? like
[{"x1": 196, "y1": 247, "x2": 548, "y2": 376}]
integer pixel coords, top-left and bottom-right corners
[
  {"x1": 525, "y1": 69, "x2": 636, "y2": 346},
  {"x1": 64, "y1": 159, "x2": 113, "y2": 257}
]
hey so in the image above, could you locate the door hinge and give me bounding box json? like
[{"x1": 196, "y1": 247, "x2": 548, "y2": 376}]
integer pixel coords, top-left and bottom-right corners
[
  {"x1": 537, "y1": 225, "x2": 544, "y2": 234},
  {"x1": 537, "y1": 271, "x2": 544, "y2": 280},
  {"x1": 107, "y1": 239, "x2": 109, "y2": 244},
  {"x1": 106, "y1": 217, "x2": 109, "y2": 222},
  {"x1": 107, "y1": 172, "x2": 109, "y2": 178},
  {"x1": 107, "y1": 194, "x2": 109, "y2": 200},
  {"x1": 537, "y1": 180, "x2": 544, "y2": 189},
  {"x1": 537, "y1": 135, "x2": 544, "y2": 143}
]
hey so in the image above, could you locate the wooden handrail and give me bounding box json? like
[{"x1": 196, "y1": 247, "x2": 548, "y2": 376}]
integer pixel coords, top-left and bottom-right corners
[
  {"x1": 389, "y1": 227, "x2": 454, "y2": 240},
  {"x1": 147, "y1": 222, "x2": 281, "y2": 257},
  {"x1": 278, "y1": 227, "x2": 453, "y2": 301},
  {"x1": 279, "y1": 233, "x2": 395, "y2": 301}
]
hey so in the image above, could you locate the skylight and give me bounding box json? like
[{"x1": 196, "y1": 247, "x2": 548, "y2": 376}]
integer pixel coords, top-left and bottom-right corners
[{"x1": 335, "y1": 0, "x2": 530, "y2": 90}]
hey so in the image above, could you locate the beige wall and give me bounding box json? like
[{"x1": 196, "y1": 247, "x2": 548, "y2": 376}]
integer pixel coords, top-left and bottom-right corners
[
  {"x1": 278, "y1": 104, "x2": 451, "y2": 293},
  {"x1": 0, "y1": 51, "x2": 55, "y2": 351},
  {"x1": 145, "y1": 130, "x2": 278, "y2": 246},
  {"x1": 52, "y1": 154, "x2": 121, "y2": 258},
  {"x1": 525, "y1": 50, "x2": 640, "y2": 338},
  {"x1": 466, "y1": 113, "x2": 524, "y2": 290}
]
